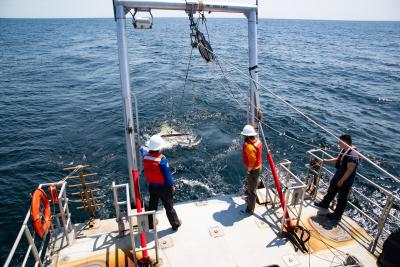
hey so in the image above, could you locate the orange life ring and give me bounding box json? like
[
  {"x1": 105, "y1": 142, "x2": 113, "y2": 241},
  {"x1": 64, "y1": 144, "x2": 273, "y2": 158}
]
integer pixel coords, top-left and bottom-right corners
[{"x1": 31, "y1": 188, "x2": 52, "y2": 239}]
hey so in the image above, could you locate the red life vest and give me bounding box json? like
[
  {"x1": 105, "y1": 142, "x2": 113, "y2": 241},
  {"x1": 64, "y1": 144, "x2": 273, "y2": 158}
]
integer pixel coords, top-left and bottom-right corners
[
  {"x1": 242, "y1": 139, "x2": 262, "y2": 170},
  {"x1": 143, "y1": 153, "x2": 165, "y2": 184}
]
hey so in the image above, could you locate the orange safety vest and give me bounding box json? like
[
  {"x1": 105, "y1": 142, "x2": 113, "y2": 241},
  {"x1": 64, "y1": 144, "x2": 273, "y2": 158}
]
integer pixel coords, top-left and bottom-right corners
[
  {"x1": 242, "y1": 139, "x2": 262, "y2": 170},
  {"x1": 143, "y1": 153, "x2": 165, "y2": 184}
]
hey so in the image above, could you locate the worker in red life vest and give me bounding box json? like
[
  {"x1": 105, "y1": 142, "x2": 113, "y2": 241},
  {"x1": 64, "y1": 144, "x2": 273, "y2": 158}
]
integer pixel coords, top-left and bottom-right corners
[
  {"x1": 141, "y1": 135, "x2": 181, "y2": 231},
  {"x1": 241, "y1": 125, "x2": 262, "y2": 214}
]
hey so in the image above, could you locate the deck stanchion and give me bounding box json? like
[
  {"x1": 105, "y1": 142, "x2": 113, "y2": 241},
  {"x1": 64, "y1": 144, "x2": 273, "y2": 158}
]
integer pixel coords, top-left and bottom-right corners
[
  {"x1": 112, "y1": 182, "x2": 121, "y2": 221},
  {"x1": 372, "y1": 195, "x2": 393, "y2": 253},
  {"x1": 23, "y1": 226, "x2": 43, "y2": 267},
  {"x1": 58, "y1": 183, "x2": 70, "y2": 245}
]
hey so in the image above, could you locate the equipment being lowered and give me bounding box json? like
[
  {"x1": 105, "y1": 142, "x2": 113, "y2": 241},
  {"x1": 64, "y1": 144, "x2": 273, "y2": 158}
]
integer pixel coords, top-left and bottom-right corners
[
  {"x1": 150, "y1": 124, "x2": 201, "y2": 149},
  {"x1": 131, "y1": 8, "x2": 153, "y2": 29}
]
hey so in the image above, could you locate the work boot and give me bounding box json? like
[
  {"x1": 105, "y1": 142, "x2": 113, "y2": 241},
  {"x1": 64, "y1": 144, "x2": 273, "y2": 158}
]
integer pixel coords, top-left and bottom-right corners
[
  {"x1": 172, "y1": 220, "x2": 182, "y2": 231},
  {"x1": 245, "y1": 207, "x2": 253, "y2": 214},
  {"x1": 326, "y1": 213, "x2": 341, "y2": 221}
]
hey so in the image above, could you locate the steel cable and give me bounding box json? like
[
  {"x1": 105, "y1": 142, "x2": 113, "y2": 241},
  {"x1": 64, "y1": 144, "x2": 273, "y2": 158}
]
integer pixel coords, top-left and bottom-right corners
[{"x1": 201, "y1": 45, "x2": 399, "y2": 184}]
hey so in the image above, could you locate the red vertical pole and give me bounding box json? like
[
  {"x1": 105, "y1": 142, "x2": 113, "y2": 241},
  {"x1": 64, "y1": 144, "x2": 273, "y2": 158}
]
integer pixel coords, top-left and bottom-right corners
[
  {"x1": 132, "y1": 170, "x2": 149, "y2": 258},
  {"x1": 267, "y1": 153, "x2": 292, "y2": 231}
]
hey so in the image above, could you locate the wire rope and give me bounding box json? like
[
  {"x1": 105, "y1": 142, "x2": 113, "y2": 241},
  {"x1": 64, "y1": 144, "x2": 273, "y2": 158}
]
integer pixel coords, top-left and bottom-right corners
[
  {"x1": 201, "y1": 45, "x2": 399, "y2": 184},
  {"x1": 207, "y1": 50, "x2": 400, "y2": 172}
]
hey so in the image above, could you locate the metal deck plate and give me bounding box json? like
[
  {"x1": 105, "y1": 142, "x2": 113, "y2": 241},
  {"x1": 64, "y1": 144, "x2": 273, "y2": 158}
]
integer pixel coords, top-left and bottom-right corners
[
  {"x1": 159, "y1": 236, "x2": 174, "y2": 249},
  {"x1": 209, "y1": 225, "x2": 224, "y2": 238}
]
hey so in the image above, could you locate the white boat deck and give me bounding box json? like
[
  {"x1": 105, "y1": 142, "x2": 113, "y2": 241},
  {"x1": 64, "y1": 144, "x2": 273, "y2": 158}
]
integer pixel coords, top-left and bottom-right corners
[{"x1": 52, "y1": 195, "x2": 377, "y2": 267}]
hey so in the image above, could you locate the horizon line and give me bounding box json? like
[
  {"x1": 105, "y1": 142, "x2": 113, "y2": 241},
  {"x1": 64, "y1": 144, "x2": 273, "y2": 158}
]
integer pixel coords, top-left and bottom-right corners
[{"x1": 1, "y1": 16, "x2": 399, "y2": 22}]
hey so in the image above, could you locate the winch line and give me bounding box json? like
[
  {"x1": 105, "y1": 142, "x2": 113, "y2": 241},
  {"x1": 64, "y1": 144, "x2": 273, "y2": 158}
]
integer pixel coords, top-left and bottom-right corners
[
  {"x1": 208, "y1": 56, "x2": 400, "y2": 169},
  {"x1": 203, "y1": 46, "x2": 400, "y2": 184},
  {"x1": 175, "y1": 46, "x2": 196, "y2": 136},
  {"x1": 196, "y1": 55, "x2": 343, "y2": 158},
  {"x1": 207, "y1": 64, "x2": 398, "y2": 237},
  {"x1": 208, "y1": 55, "x2": 322, "y2": 151},
  {"x1": 207, "y1": 65, "x2": 400, "y2": 167}
]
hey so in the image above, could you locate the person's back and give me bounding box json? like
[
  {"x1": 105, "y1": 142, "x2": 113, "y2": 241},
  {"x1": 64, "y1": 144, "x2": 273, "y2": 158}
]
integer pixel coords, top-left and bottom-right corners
[
  {"x1": 143, "y1": 151, "x2": 171, "y2": 186},
  {"x1": 141, "y1": 135, "x2": 181, "y2": 231}
]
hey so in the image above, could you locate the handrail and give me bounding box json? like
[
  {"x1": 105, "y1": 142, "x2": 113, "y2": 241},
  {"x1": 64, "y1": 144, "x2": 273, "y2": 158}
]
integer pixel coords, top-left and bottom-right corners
[
  {"x1": 307, "y1": 149, "x2": 400, "y2": 202},
  {"x1": 308, "y1": 166, "x2": 400, "y2": 226},
  {"x1": 4, "y1": 181, "x2": 73, "y2": 267},
  {"x1": 4, "y1": 211, "x2": 31, "y2": 266},
  {"x1": 265, "y1": 160, "x2": 307, "y2": 232},
  {"x1": 112, "y1": 182, "x2": 160, "y2": 265},
  {"x1": 306, "y1": 149, "x2": 399, "y2": 253}
]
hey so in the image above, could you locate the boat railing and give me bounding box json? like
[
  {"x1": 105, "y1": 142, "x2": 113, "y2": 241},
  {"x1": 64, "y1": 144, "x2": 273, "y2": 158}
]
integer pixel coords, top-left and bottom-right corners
[
  {"x1": 305, "y1": 148, "x2": 400, "y2": 254},
  {"x1": 4, "y1": 181, "x2": 73, "y2": 267},
  {"x1": 279, "y1": 160, "x2": 307, "y2": 232},
  {"x1": 262, "y1": 159, "x2": 307, "y2": 232},
  {"x1": 112, "y1": 182, "x2": 159, "y2": 265}
]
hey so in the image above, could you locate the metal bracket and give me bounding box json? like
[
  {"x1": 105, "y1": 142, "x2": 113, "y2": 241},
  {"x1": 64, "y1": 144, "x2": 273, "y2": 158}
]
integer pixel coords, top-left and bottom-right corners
[
  {"x1": 209, "y1": 225, "x2": 224, "y2": 238},
  {"x1": 159, "y1": 236, "x2": 174, "y2": 249}
]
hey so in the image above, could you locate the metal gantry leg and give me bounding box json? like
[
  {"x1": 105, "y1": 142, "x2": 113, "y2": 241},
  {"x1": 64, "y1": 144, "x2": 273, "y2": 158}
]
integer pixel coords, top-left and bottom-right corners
[
  {"x1": 247, "y1": 10, "x2": 259, "y2": 125},
  {"x1": 115, "y1": 3, "x2": 138, "y2": 204}
]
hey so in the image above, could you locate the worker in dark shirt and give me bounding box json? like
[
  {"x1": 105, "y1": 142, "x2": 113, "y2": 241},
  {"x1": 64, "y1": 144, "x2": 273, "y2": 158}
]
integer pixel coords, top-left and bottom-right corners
[{"x1": 314, "y1": 134, "x2": 359, "y2": 221}]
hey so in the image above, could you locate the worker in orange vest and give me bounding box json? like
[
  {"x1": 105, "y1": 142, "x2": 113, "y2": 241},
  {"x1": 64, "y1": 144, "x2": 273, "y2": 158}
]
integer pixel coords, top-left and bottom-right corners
[
  {"x1": 241, "y1": 125, "x2": 262, "y2": 214},
  {"x1": 141, "y1": 135, "x2": 181, "y2": 231}
]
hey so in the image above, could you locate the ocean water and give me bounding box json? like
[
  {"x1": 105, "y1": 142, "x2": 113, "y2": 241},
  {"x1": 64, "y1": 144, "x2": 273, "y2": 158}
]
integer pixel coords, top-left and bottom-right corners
[{"x1": 0, "y1": 18, "x2": 399, "y2": 263}]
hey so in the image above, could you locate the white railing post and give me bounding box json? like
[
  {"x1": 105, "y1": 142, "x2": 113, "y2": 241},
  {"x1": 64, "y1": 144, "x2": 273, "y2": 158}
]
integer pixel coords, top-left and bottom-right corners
[
  {"x1": 58, "y1": 183, "x2": 70, "y2": 245},
  {"x1": 112, "y1": 182, "x2": 121, "y2": 221},
  {"x1": 372, "y1": 195, "x2": 393, "y2": 253},
  {"x1": 23, "y1": 226, "x2": 43, "y2": 267}
]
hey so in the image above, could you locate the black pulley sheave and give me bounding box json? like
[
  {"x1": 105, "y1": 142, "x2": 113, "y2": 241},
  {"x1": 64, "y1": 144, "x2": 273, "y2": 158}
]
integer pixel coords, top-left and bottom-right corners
[
  {"x1": 194, "y1": 30, "x2": 214, "y2": 63},
  {"x1": 188, "y1": 12, "x2": 215, "y2": 63}
]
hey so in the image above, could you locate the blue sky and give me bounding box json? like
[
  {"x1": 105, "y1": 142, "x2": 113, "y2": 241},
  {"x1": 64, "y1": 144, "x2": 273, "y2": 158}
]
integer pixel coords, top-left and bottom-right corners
[{"x1": 1, "y1": 0, "x2": 399, "y2": 20}]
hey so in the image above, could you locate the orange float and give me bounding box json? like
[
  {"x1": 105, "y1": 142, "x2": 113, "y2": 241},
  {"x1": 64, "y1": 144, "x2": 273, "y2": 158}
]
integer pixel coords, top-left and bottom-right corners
[
  {"x1": 30, "y1": 188, "x2": 52, "y2": 239},
  {"x1": 48, "y1": 185, "x2": 59, "y2": 203}
]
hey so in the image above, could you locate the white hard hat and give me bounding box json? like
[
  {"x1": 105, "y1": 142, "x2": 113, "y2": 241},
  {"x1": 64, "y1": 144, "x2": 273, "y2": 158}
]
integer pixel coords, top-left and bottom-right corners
[
  {"x1": 147, "y1": 135, "x2": 165, "y2": 151},
  {"x1": 241, "y1": 125, "x2": 257, "y2": 136}
]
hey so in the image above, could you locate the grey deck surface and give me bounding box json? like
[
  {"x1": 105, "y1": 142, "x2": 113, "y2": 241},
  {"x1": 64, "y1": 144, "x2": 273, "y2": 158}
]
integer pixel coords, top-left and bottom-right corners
[{"x1": 52, "y1": 195, "x2": 377, "y2": 267}]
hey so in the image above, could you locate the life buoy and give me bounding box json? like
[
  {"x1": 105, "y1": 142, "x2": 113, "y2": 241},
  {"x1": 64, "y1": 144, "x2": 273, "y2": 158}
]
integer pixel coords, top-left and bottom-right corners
[{"x1": 30, "y1": 188, "x2": 52, "y2": 239}]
